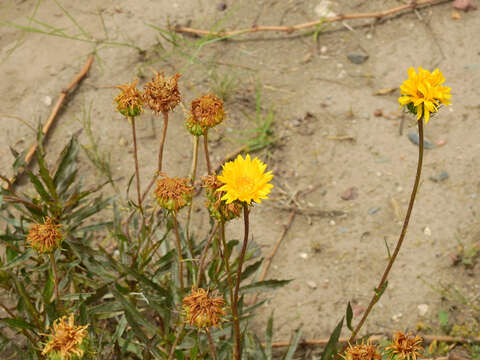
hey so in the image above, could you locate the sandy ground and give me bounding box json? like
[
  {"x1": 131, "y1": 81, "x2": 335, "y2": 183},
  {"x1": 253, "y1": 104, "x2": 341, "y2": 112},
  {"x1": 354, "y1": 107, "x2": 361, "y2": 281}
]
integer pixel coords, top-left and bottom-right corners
[{"x1": 1, "y1": 0, "x2": 479, "y2": 344}]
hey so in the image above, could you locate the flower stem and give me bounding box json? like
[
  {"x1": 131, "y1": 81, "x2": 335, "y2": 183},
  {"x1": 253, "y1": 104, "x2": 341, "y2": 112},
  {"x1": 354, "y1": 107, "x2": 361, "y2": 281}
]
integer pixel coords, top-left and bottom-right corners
[
  {"x1": 220, "y1": 221, "x2": 235, "y2": 307},
  {"x1": 49, "y1": 252, "x2": 60, "y2": 305},
  {"x1": 203, "y1": 130, "x2": 212, "y2": 174},
  {"x1": 168, "y1": 323, "x2": 185, "y2": 360},
  {"x1": 172, "y1": 212, "x2": 184, "y2": 291},
  {"x1": 158, "y1": 111, "x2": 169, "y2": 172},
  {"x1": 195, "y1": 223, "x2": 219, "y2": 286},
  {"x1": 186, "y1": 135, "x2": 200, "y2": 248},
  {"x1": 347, "y1": 118, "x2": 424, "y2": 344},
  {"x1": 232, "y1": 204, "x2": 249, "y2": 360},
  {"x1": 206, "y1": 328, "x2": 218, "y2": 360},
  {"x1": 130, "y1": 116, "x2": 143, "y2": 213}
]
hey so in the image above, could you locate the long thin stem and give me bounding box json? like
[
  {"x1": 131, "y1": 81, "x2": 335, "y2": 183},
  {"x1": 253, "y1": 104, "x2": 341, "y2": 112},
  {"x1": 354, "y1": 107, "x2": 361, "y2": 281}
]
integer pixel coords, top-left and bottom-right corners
[
  {"x1": 206, "y1": 328, "x2": 218, "y2": 360},
  {"x1": 130, "y1": 116, "x2": 143, "y2": 212},
  {"x1": 203, "y1": 130, "x2": 212, "y2": 174},
  {"x1": 232, "y1": 204, "x2": 249, "y2": 360},
  {"x1": 220, "y1": 221, "x2": 235, "y2": 306},
  {"x1": 158, "y1": 111, "x2": 169, "y2": 172},
  {"x1": 186, "y1": 136, "x2": 200, "y2": 242},
  {"x1": 172, "y1": 213, "x2": 184, "y2": 291},
  {"x1": 195, "y1": 223, "x2": 219, "y2": 286},
  {"x1": 167, "y1": 323, "x2": 185, "y2": 360},
  {"x1": 49, "y1": 252, "x2": 60, "y2": 304},
  {"x1": 347, "y1": 118, "x2": 424, "y2": 344}
]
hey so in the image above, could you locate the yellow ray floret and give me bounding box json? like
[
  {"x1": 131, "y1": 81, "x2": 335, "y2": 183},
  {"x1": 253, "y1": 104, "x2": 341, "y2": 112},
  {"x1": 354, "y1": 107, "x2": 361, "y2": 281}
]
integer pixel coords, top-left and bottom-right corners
[
  {"x1": 398, "y1": 67, "x2": 451, "y2": 123},
  {"x1": 217, "y1": 154, "x2": 273, "y2": 204}
]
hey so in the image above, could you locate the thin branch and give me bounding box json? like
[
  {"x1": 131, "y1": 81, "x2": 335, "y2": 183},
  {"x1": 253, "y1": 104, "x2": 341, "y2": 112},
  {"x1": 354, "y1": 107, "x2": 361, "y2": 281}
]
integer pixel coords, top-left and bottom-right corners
[
  {"x1": 173, "y1": 0, "x2": 450, "y2": 38},
  {"x1": 5, "y1": 54, "x2": 94, "y2": 190}
]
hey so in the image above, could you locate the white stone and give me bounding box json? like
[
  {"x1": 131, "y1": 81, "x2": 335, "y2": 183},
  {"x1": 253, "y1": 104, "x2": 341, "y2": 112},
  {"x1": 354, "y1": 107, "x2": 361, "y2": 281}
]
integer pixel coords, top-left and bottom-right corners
[{"x1": 418, "y1": 304, "x2": 429, "y2": 316}]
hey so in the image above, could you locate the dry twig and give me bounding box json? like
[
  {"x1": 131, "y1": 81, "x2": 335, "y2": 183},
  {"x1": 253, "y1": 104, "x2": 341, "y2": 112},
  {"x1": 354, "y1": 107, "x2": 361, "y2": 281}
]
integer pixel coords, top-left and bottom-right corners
[{"x1": 173, "y1": 0, "x2": 450, "y2": 38}]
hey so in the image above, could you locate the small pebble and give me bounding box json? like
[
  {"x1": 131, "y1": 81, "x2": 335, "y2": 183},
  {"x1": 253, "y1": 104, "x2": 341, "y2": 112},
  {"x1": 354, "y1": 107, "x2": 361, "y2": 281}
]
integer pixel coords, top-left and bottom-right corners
[
  {"x1": 320, "y1": 46, "x2": 328, "y2": 54},
  {"x1": 299, "y1": 252, "x2": 308, "y2": 259},
  {"x1": 429, "y1": 170, "x2": 449, "y2": 183},
  {"x1": 347, "y1": 52, "x2": 369, "y2": 65},
  {"x1": 306, "y1": 281, "x2": 317, "y2": 289},
  {"x1": 119, "y1": 137, "x2": 128, "y2": 146},
  {"x1": 407, "y1": 132, "x2": 435, "y2": 149},
  {"x1": 43, "y1": 96, "x2": 52, "y2": 106},
  {"x1": 392, "y1": 313, "x2": 403, "y2": 322},
  {"x1": 418, "y1": 304, "x2": 429, "y2": 316},
  {"x1": 368, "y1": 207, "x2": 381, "y2": 215},
  {"x1": 424, "y1": 227, "x2": 432, "y2": 236},
  {"x1": 329, "y1": 220, "x2": 336, "y2": 226}
]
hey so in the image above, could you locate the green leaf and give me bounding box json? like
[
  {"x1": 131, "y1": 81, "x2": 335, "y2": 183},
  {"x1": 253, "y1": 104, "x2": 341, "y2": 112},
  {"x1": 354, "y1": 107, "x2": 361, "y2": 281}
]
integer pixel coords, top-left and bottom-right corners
[
  {"x1": 283, "y1": 328, "x2": 302, "y2": 360},
  {"x1": 321, "y1": 317, "x2": 344, "y2": 360},
  {"x1": 265, "y1": 312, "x2": 274, "y2": 360},
  {"x1": 438, "y1": 310, "x2": 448, "y2": 327},
  {"x1": 374, "y1": 281, "x2": 388, "y2": 302},
  {"x1": 240, "y1": 279, "x2": 291, "y2": 294},
  {"x1": 111, "y1": 285, "x2": 160, "y2": 336},
  {"x1": 240, "y1": 258, "x2": 263, "y2": 281},
  {"x1": 0, "y1": 317, "x2": 37, "y2": 331},
  {"x1": 26, "y1": 169, "x2": 52, "y2": 203},
  {"x1": 53, "y1": 136, "x2": 79, "y2": 188},
  {"x1": 346, "y1": 302, "x2": 353, "y2": 332}
]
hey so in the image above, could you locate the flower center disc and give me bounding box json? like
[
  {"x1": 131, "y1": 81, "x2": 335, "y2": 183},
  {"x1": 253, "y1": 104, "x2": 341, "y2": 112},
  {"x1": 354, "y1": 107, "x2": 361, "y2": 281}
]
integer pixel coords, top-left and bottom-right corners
[{"x1": 236, "y1": 176, "x2": 255, "y2": 193}]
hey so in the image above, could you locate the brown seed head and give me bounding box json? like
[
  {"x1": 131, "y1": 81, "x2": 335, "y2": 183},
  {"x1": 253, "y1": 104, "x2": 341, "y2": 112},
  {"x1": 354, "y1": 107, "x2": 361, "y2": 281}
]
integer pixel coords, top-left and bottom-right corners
[
  {"x1": 42, "y1": 314, "x2": 89, "y2": 360},
  {"x1": 344, "y1": 343, "x2": 381, "y2": 360},
  {"x1": 202, "y1": 174, "x2": 241, "y2": 222},
  {"x1": 27, "y1": 217, "x2": 64, "y2": 254},
  {"x1": 186, "y1": 94, "x2": 225, "y2": 136},
  {"x1": 182, "y1": 287, "x2": 225, "y2": 329},
  {"x1": 114, "y1": 79, "x2": 143, "y2": 117},
  {"x1": 143, "y1": 72, "x2": 181, "y2": 114},
  {"x1": 154, "y1": 174, "x2": 194, "y2": 212},
  {"x1": 386, "y1": 332, "x2": 424, "y2": 360}
]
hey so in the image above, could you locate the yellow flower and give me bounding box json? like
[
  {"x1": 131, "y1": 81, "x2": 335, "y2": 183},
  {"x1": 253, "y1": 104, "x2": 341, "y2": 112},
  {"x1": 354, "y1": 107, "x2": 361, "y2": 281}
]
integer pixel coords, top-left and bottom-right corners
[
  {"x1": 26, "y1": 217, "x2": 64, "y2": 253},
  {"x1": 385, "y1": 332, "x2": 424, "y2": 360},
  {"x1": 398, "y1": 67, "x2": 451, "y2": 123},
  {"x1": 182, "y1": 287, "x2": 225, "y2": 329},
  {"x1": 217, "y1": 154, "x2": 273, "y2": 205},
  {"x1": 42, "y1": 314, "x2": 89, "y2": 359}
]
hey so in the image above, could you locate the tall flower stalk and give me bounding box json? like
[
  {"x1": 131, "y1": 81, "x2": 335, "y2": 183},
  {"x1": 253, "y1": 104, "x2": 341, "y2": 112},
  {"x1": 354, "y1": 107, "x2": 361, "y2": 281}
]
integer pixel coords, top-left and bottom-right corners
[
  {"x1": 216, "y1": 154, "x2": 273, "y2": 359},
  {"x1": 347, "y1": 67, "x2": 451, "y2": 344}
]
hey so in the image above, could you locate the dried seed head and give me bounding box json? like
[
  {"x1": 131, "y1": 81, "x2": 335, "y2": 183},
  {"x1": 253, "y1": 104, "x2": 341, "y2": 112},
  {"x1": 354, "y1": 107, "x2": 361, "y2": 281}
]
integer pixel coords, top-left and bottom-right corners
[
  {"x1": 42, "y1": 314, "x2": 89, "y2": 360},
  {"x1": 385, "y1": 332, "x2": 424, "y2": 360},
  {"x1": 182, "y1": 287, "x2": 225, "y2": 329},
  {"x1": 27, "y1": 217, "x2": 64, "y2": 254},
  {"x1": 186, "y1": 94, "x2": 225, "y2": 136},
  {"x1": 344, "y1": 343, "x2": 381, "y2": 360},
  {"x1": 114, "y1": 79, "x2": 143, "y2": 117},
  {"x1": 143, "y1": 72, "x2": 181, "y2": 114},
  {"x1": 202, "y1": 174, "x2": 241, "y2": 222},
  {"x1": 154, "y1": 174, "x2": 194, "y2": 212}
]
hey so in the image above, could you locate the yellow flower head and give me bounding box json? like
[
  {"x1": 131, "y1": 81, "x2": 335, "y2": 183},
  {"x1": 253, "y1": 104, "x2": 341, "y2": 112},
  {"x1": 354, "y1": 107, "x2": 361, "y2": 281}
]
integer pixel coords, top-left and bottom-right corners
[
  {"x1": 143, "y1": 72, "x2": 181, "y2": 114},
  {"x1": 42, "y1": 314, "x2": 89, "y2": 360},
  {"x1": 217, "y1": 154, "x2": 273, "y2": 205},
  {"x1": 114, "y1": 79, "x2": 143, "y2": 117},
  {"x1": 398, "y1": 67, "x2": 451, "y2": 123},
  {"x1": 385, "y1": 332, "x2": 424, "y2": 360},
  {"x1": 26, "y1": 217, "x2": 64, "y2": 254},
  {"x1": 186, "y1": 94, "x2": 225, "y2": 136},
  {"x1": 344, "y1": 342, "x2": 381, "y2": 360},
  {"x1": 154, "y1": 174, "x2": 194, "y2": 212},
  {"x1": 202, "y1": 174, "x2": 242, "y2": 222},
  {"x1": 182, "y1": 287, "x2": 225, "y2": 329}
]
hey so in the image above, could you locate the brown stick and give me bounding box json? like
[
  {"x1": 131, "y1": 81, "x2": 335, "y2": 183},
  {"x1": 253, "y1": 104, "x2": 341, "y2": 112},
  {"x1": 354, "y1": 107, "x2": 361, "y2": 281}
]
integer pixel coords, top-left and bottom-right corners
[
  {"x1": 5, "y1": 54, "x2": 94, "y2": 189},
  {"x1": 174, "y1": 0, "x2": 449, "y2": 38},
  {"x1": 265, "y1": 334, "x2": 479, "y2": 348},
  {"x1": 195, "y1": 223, "x2": 219, "y2": 286}
]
